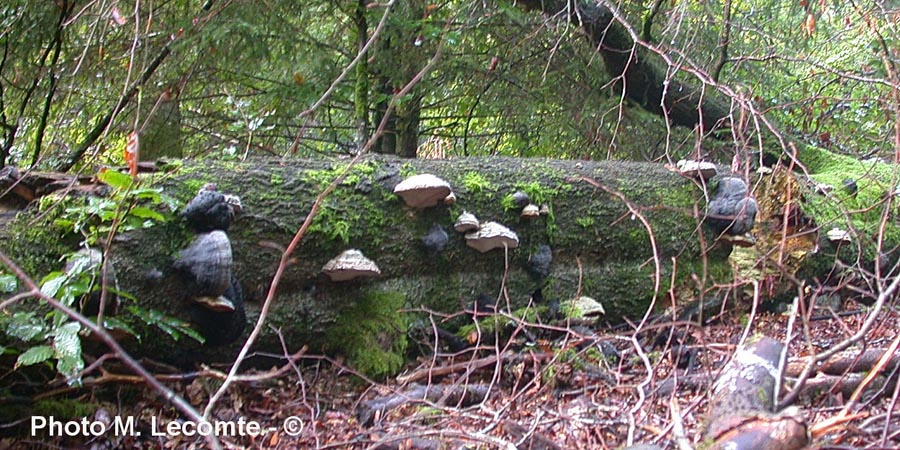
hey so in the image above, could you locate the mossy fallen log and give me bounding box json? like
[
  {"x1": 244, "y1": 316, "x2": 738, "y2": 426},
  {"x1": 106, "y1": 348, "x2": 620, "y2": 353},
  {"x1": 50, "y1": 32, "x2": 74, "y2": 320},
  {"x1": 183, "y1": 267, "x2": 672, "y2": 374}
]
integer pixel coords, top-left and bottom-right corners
[
  {"x1": 0, "y1": 153, "x2": 894, "y2": 377},
  {"x1": 1, "y1": 156, "x2": 730, "y2": 374}
]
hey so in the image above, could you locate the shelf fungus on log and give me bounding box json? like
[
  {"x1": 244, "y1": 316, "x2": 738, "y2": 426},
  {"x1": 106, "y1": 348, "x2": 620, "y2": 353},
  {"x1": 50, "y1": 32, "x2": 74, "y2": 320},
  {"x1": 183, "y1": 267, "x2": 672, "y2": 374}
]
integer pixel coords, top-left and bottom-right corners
[
  {"x1": 465, "y1": 221, "x2": 519, "y2": 253},
  {"x1": 706, "y1": 176, "x2": 758, "y2": 236},
  {"x1": 422, "y1": 223, "x2": 449, "y2": 256},
  {"x1": 189, "y1": 274, "x2": 246, "y2": 346},
  {"x1": 181, "y1": 184, "x2": 242, "y2": 232},
  {"x1": 393, "y1": 174, "x2": 452, "y2": 208},
  {"x1": 322, "y1": 249, "x2": 381, "y2": 281},
  {"x1": 675, "y1": 159, "x2": 717, "y2": 180},
  {"x1": 453, "y1": 211, "x2": 480, "y2": 232},
  {"x1": 510, "y1": 190, "x2": 531, "y2": 208},
  {"x1": 561, "y1": 296, "x2": 605, "y2": 318},
  {"x1": 172, "y1": 230, "x2": 246, "y2": 345},
  {"x1": 520, "y1": 203, "x2": 540, "y2": 218},
  {"x1": 174, "y1": 231, "x2": 232, "y2": 297},
  {"x1": 526, "y1": 244, "x2": 552, "y2": 280}
]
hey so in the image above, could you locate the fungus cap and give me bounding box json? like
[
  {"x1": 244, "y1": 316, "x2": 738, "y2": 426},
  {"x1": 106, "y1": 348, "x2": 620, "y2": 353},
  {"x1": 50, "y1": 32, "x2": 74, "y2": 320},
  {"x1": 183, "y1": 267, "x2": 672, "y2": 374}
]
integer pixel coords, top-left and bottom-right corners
[
  {"x1": 194, "y1": 295, "x2": 236, "y2": 312},
  {"x1": 393, "y1": 174, "x2": 452, "y2": 208},
  {"x1": 443, "y1": 192, "x2": 457, "y2": 205},
  {"x1": 676, "y1": 159, "x2": 717, "y2": 180},
  {"x1": 173, "y1": 230, "x2": 233, "y2": 295},
  {"x1": 563, "y1": 296, "x2": 606, "y2": 318},
  {"x1": 521, "y1": 204, "x2": 540, "y2": 218},
  {"x1": 465, "y1": 221, "x2": 519, "y2": 253},
  {"x1": 454, "y1": 211, "x2": 480, "y2": 232},
  {"x1": 827, "y1": 228, "x2": 852, "y2": 243},
  {"x1": 322, "y1": 249, "x2": 381, "y2": 281}
]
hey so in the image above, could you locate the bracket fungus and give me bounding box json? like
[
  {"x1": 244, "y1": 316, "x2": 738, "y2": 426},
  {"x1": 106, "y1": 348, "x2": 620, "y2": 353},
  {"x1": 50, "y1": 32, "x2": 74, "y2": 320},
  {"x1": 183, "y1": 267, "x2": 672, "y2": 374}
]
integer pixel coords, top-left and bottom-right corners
[
  {"x1": 453, "y1": 211, "x2": 480, "y2": 232},
  {"x1": 465, "y1": 221, "x2": 519, "y2": 253},
  {"x1": 510, "y1": 191, "x2": 531, "y2": 208},
  {"x1": 706, "y1": 177, "x2": 758, "y2": 235},
  {"x1": 422, "y1": 223, "x2": 449, "y2": 256},
  {"x1": 562, "y1": 296, "x2": 606, "y2": 318},
  {"x1": 322, "y1": 249, "x2": 381, "y2": 281},
  {"x1": 393, "y1": 174, "x2": 453, "y2": 208},
  {"x1": 526, "y1": 245, "x2": 552, "y2": 280},
  {"x1": 182, "y1": 184, "x2": 242, "y2": 232},
  {"x1": 520, "y1": 204, "x2": 540, "y2": 218},
  {"x1": 676, "y1": 159, "x2": 717, "y2": 180},
  {"x1": 174, "y1": 231, "x2": 233, "y2": 297},
  {"x1": 443, "y1": 192, "x2": 457, "y2": 205},
  {"x1": 189, "y1": 274, "x2": 247, "y2": 346},
  {"x1": 827, "y1": 228, "x2": 852, "y2": 243}
]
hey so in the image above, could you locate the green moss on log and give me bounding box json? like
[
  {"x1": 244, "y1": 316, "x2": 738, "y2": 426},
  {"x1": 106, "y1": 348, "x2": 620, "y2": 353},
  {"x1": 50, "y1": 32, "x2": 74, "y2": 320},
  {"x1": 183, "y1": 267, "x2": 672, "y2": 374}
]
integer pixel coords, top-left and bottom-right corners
[
  {"x1": 327, "y1": 289, "x2": 408, "y2": 379},
  {"x1": 797, "y1": 144, "x2": 899, "y2": 264}
]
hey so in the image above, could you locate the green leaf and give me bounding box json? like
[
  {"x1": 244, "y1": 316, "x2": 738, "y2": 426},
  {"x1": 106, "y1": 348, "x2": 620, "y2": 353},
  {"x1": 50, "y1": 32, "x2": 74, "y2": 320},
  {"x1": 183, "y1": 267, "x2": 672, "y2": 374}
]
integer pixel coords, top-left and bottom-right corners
[
  {"x1": 15, "y1": 345, "x2": 54, "y2": 368},
  {"x1": 127, "y1": 306, "x2": 205, "y2": 343},
  {"x1": 102, "y1": 317, "x2": 138, "y2": 340},
  {"x1": 97, "y1": 169, "x2": 133, "y2": 190},
  {"x1": 39, "y1": 271, "x2": 67, "y2": 298},
  {"x1": 57, "y1": 356, "x2": 85, "y2": 385},
  {"x1": 129, "y1": 206, "x2": 165, "y2": 221},
  {"x1": 133, "y1": 187, "x2": 163, "y2": 201},
  {"x1": 0, "y1": 274, "x2": 17, "y2": 293},
  {"x1": 7, "y1": 312, "x2": 47, "y2": 341},
  {"x1": 53, "y1": 322, "x2": 82, "y2": 361}
]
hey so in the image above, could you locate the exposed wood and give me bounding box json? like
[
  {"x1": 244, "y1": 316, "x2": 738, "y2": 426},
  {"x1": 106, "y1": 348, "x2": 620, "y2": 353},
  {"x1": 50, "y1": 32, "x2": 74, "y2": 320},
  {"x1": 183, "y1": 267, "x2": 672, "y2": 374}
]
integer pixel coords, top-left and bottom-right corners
[
  {"x1": 704, "y1": 336, "x2": 809, "y2": 450},
  {"x1": 785, "y1": 347, "x2": 900, "y2": 377}
]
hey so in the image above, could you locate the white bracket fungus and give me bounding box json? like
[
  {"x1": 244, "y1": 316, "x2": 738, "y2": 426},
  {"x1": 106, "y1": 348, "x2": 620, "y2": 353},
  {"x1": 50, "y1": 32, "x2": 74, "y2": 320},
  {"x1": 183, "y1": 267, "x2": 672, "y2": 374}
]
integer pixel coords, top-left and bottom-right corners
[
  {"x1": 393, "y1": 174, "x2": 452, "y2": 208},
  {"x1": 322, "y1": 249, "x2": 381, "y2": 281},
  {"x1": 465, "y1": 221, "x2": 519, "y2": 253}
]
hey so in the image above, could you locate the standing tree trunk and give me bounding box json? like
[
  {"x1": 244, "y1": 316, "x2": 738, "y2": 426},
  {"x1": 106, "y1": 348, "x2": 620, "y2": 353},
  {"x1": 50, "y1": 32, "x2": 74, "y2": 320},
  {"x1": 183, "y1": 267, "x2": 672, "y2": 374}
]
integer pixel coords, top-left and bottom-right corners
[
  {"x1": 370, "y1": 1, "x2": 428, "y2": 157},
  {"x1": 353, "y1": 0, "x2": 370, "y2": 152}
]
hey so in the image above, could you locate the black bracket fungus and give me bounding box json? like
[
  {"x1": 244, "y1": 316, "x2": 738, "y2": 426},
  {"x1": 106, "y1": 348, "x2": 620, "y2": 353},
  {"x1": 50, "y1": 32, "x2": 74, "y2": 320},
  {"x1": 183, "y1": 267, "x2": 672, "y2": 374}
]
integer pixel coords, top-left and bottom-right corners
[
  {"x1": 181, "y1": 184, "x2": 240, "y2": 232},
  {"x1": 422, "y1": 223, "x2": 449, "y2": 256},
  {"x1": 511, "y1": 190, "x2": 531, "y2": 208},
  {"x1": 173, "y1": 230, "x2": 246, "y2": 345},
  {"x1": 173, "y1": 230, "x2": 233, "y2": 296},
  {"x1": 706, "y1": 176, "x2": 758, "y2": 236},
  {"x1": 188, "y1": 274, "x2": 247, "y2": 346},
  {"x1": 526, "y1": 244, "x2": 552, "y2": 280},
  {"x1": 842, "y1": 178, "x2": 858, "y2": 196}
]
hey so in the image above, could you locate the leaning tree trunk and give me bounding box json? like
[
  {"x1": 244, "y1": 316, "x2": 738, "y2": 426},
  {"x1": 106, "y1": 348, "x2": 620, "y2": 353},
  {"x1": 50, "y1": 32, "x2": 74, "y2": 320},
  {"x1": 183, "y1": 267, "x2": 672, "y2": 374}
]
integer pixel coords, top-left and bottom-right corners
[{"x1": 515, "y1": 0, "x2": 731, "y2": 132}]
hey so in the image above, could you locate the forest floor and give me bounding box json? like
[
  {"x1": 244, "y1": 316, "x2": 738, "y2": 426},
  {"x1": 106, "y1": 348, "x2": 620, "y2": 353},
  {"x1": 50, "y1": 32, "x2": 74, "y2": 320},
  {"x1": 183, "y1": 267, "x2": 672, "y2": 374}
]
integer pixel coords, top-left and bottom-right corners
[{"x1": 2, "y1": 297, "x2": 899, "y2": 450}]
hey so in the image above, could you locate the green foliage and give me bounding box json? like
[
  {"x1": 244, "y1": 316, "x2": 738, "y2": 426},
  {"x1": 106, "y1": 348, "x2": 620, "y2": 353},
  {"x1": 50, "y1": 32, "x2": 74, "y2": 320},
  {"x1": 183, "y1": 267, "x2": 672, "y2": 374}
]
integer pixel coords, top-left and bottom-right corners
[
  {"x1": 304, "y1": 162, "x2": 389, "y2": 245},
  {"x1": 461, "y1": 172, "x2": 496, "y2": 196},
  {"x1": 328, "y1": 290, "x2": 408, "y2": 379},
  {"x1": 52, "y1": 170, "x2": 176, "y2": 246},
  {"x1": 32, "y1": 398, "x2": 97, "y2": 420},
  {"x1": 575, "y1": 216, "x2": 595, "y2": 228},
  {"x1": 456, "y1": 305, "x2": 546, "y2": 338},
  {"x1": 1, "y1": 172, "x2": 200, "y2": 385}
]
